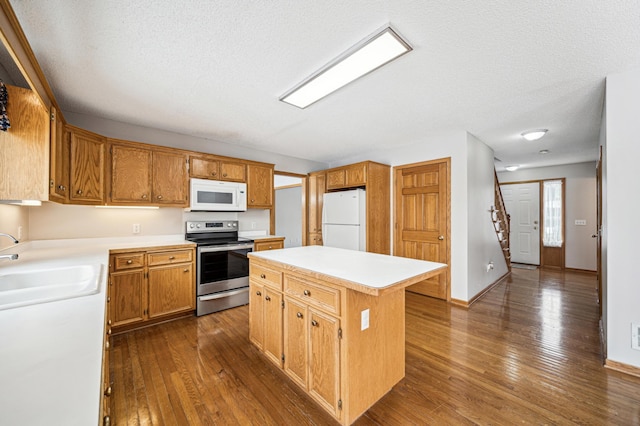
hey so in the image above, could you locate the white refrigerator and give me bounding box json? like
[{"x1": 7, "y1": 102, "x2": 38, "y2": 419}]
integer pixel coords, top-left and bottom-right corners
[{"x1": 322, "y1": 189, "x2": 366, "y2": 251}]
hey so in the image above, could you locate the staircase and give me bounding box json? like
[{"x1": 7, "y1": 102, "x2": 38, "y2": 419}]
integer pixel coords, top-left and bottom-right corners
[{"x1": 492, "y1": 169, "x2": 511, "y2": 271}]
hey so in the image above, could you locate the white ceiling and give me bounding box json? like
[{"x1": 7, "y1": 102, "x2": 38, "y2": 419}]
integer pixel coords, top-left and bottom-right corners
[{"x1": 10, "y1": 1, "x2": 640, "y2": 171}]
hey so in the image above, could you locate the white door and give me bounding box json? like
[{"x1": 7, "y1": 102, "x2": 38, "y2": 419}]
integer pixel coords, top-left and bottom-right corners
[{"x1": 501, "y1": 182, "x2": 540, "y2": 265}]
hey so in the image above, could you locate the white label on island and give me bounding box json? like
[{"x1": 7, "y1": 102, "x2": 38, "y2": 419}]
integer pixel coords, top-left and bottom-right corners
[{"x1": 361, "y1": 308, "x2": 370, "y2": 331}]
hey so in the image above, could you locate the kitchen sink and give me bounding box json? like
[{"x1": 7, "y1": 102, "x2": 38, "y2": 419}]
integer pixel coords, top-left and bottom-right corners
[{"x1": 0, "y1": 263, "x2": 103, "y2": 310}]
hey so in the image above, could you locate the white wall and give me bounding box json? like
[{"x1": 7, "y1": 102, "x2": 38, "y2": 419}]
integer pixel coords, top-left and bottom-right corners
[
  {"x1": 275, "y1": 186, "x2": 303, "y2": 247},
  {"x1": 599, "y1": 98, "x2": 608, "y2": 352},
  {"x1": 330, "y1": 130, "x2": 504, "y2": 302},
  {"x1": 467, "y1": 134, "x2": 509, "y2": 300},
  {"x1": 604, "y1": 68, "x2": 640, "y2": 369},
  {"x1": 498, "y1": 162, "x2": 597, "y2": 271},
  {"x1": 0, "y1": 204, "x2": 28, "y2": 249}
]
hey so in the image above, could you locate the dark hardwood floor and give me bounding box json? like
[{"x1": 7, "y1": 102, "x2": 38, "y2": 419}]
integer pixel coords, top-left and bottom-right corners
[{"x1": 110, "y1": 269, "x2": 640, "y2": 425}]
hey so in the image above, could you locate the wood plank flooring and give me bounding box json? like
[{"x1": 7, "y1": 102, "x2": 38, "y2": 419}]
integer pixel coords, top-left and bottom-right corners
[{"x1": 110, "y1": 269, "x2": 640, "y2": 425}]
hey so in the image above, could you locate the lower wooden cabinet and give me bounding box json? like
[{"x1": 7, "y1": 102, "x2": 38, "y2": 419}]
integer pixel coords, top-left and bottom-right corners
[
  {"x1": 254, "y1": 236, "x2": 285, "y2": 252},
  {"x1": 109, "y1": 246, "x2": 195, "y2": 332}
]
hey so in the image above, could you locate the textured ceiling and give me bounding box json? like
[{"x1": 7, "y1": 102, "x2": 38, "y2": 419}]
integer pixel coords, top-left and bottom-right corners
[{"x1": 9, "y1": 0, "x2": 640, "y2": 171}]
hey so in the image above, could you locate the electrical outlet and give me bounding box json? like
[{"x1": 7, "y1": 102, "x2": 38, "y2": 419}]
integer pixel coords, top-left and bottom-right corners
[
  {"x1": 361, "y1": 309, "x2": 370, "y2": 331},
  {"x1": 132, "y1": 223, "x2": 141, "y2": 234},
  {"x1": 575, "y1": 219, "x2": 587, "y2": 226},
  {"x1": 632, "y1": 323, "x2": 640, "y2": 350},
  {"x1": 251, "y1": 222, "x2": 256, "y2": 229}
]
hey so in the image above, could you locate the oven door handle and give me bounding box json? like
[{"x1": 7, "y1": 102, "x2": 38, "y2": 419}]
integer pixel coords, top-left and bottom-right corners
[
  {"x1": 198, "y1": 243, "x2": 254, "y2": 253},
  {"x1": 199, "y1": 287, "x2": 249, "y2": 301}
]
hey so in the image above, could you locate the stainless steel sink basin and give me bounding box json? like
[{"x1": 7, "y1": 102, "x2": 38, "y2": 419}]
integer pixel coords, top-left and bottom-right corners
[{"x1": 0, "y1": 263, "x2": 103, "y2": 310}]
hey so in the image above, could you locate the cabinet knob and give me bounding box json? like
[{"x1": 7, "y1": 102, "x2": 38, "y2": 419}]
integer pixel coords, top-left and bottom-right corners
[
  {"x1": 256, "y1": 291, "x2": 262, "y2": 296},
  {"x1": 251, "y1": 199, "x2": 255, "y2": 203},
  {"x1": 183, "y1": 268, "x2": 189, "y2": 272},
  {"x1": 107, "y1": 296, "x2": 111, "y2": 303},
  {"x1": 104, "y1": 386, "x2": 112, "y2": 397},
  {"x1": 169, "y1": 256, "x2": 175, "y2": 260},
  {"x1": 107, "y1": 320, "x2": 112, "y2": 326},
  {"x1": 223, "y1": 173, "x2": 227, "y2": 177},
  {"x1": 57, "y1": 185, "x2": 66, "y2": 191},
  {"x1": 107, "y1": 328, "x2": 112, "y2": 335},
  {"x1": 212, "y1": 171, "x2": 217, "y2": 176},
  {"x1": 141, "y1": 194, "x2": 147, "y2": 199},
  {"x1": 126, "y1": 259, "x2": 133, "y2": 264},
  {"x1": 296, "y1": 312, "x2": 303, "y2": 318},
  {"x1": 157, "y1": 195, "x2": 163, "y2": 200},
  {"x1": 438, "y1": 235, "x2": 444, "y2": 240},
  {"x1": 265, "y1": 295, "x2": 271, "y2": 301},
  {"x1": 268, "y1": 246, "x2": 272, "y2": 249},
  {"x1": 311, "y1": 320, "x2": 319, "y2": 327},
  {"x1": 76, "y1": 189, "x2": 83, "y2": 195},
  {"x1": 303, "y1": 289, "x2": 311, "y2": 296},
  {"x1": 105, "y1": 340, "x2": 110, "y2": 350},
  {"x1": 104, "y1": 415, "x2": 111, "y2": 426},
  {"x1": 260, "y1": 273, "x2": 266, "y2": 279}
]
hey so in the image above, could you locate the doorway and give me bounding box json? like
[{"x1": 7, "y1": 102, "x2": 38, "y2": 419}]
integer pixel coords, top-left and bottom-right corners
[{"x1": 274, "y1": 172, "x2": 307, "y2": 248}]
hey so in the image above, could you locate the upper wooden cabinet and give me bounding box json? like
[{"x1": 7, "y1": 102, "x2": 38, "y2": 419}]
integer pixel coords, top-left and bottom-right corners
[
  {"x1": 108, "y1": 140, "x2": 188, "y2": 207},
  {"x1": 68, "y1": 125, "x2": 106, "y2": 205},
  {"x1": 308, "y1": 171, "x2": 326, "y2": 235},
  {"x1": 0, "y1": 84, "x2": 49, "y2": 201},
  {"x1": 189, "y1": 154, "x2": 246, "y2": 182},
  {"x1": 247, "y1": 163, "x2": 274, "y2": 208},
  {"x1": 49, "y1": 107, "x2": 70, "y2": 203},
  {"x1": 326, "y1": 163, "x2": 367, "y2": 190}
]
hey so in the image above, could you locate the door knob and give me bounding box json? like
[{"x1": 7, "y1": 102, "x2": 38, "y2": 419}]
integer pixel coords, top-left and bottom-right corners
[
  {"x1": 438, "y1": 235, "x2": 444, "y2": 240},
  {"x1": 591, "y1": 234, "x2": 598, "y2": 238}
]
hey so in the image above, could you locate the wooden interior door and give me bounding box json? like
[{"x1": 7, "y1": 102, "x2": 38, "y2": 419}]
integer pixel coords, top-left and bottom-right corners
[{"x1": 394, "y1": 159, "x2": 450, "y2": 300}]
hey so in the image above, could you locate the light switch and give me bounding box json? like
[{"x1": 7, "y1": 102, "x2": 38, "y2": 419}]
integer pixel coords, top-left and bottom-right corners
[
  {"x1": 361, "y1": 309, "x2": 369, "y2": 331},
  {"x1": 574, "y1": 220, "x2": 587, "y2": 226}
]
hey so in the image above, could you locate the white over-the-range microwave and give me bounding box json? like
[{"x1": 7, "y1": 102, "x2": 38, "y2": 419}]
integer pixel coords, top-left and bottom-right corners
[{"x1": 188, "y1": 178, "x2": 247, "y2": 211}]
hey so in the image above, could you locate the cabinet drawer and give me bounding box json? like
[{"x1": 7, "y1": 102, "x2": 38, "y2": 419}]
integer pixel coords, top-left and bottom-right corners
[
  {"x1": 113, "y1": 253, "x2": 144, "y2": 271},
  {"x1": 250, "y1": 262, "x2": 282, "y2": 290},
  {"x1": 254, "y1": 239, "x2": 284, "y2": 252},
  {"x1": 147, "y1": 249, "x2": 193, "y2": 266},
  {"x1": 285, "y1": 275, "x2": 341, "y2": 316}
]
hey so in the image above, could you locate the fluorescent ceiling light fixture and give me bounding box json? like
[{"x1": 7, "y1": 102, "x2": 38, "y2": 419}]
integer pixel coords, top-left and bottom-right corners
[
  {"x1": 521, "y1": 129, "x2": 548, "y2": 141},
  {"x1": 505, "y1": 165, "x2": 520, "y2": 172},
  {"x1": 280, "y1": 26, "x2": 412, "y2": 108}
]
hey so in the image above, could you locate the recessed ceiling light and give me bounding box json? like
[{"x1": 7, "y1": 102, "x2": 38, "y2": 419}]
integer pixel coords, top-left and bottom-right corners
[
  {"x1": 505, "y1": 165, "x2": 520, "y2": 172},
  {"x1": 521, "y1": 129, "x2": 548, "y2": 141},
  {"x1": 280, "y1": 26, "x2": 412, "y2": 109},
  {"x1": 539, "y1": 149, "x2": 550, "y2": 154}
]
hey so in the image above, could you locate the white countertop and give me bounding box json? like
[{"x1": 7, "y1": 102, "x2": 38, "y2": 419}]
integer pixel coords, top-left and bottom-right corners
[
  {"x1": 249, "y1": 246, "x2": 447, "y2": 294},
  {"x1": 0, "y1": 235, "x2": 193, "y2": 426}
]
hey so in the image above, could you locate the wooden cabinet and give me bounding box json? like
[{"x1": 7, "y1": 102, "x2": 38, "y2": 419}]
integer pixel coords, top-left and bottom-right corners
[
  {"x1": 0, "y1": 84, "x2": 49, "y2": 201},
  {"x1": 249, "y1": 261, "x2": 283, "y2": 367},
  {"x1": 307, "y1": 171, "x2": 326, "y2": 246},
  {"x1": 189, "y1": 154, "x2": 246, "y2": 182},
  {"x1": 49, "y1": 106, "x2": 70, "y2": 203},
  {"x1": 247, "y1": 163, "x2": 274, "y2": 208},
  {"x1": 69, "y1": 125, "x2": 106, "y2": 204},
  {"x1": 102, "y1": 266, "x2": 113, "y2": 426},
  {"x1": 109, "y1": 246, "x2": 195, "y2": 332},
  {"x1": 318, "y1": 161, "x2": 391, "y2": 254},
  {"x1": 254, "y1": 237, "x2": 285, "y2": 252},
  {"x1": 108, "y1": 141, "x2": 188, "y2": 206}
]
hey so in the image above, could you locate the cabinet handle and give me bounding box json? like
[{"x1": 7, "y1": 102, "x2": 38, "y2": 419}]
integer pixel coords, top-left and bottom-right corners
[
  {"x1": 296, "y1": 312, "x2": 303, "y2": 318},
  {"x1": 76, "y1": 189, "x2": 83, "y2": 195},
  {"x1": 105, "y1": 340, "x2": 110, "y2": 350},
  {"x1": 126, "y1": 259, "x2": 133, "y2": 264},
  {"x1": 157, "y1": 195, "x2": 163, "y2": 200},
  {"x1": 183, "y1": 268, "x2": 189, "y2": 272},
  {"x1": 265, "y1": 295, "x2": 271, "y2": 301},
  {"x1": 311, "y1": 320, "x2": 318, "y2": 327},
  {"x1": 303, "y1": 289, "x2": 311, "y2": 296},
  {"x1": 104, "y1": 415, "x2": 111, "y2": 426},
  {"x1": 260, "y1": 274, "x2": 266, "y2": 279},
  {"x1": 104, "y1": 386, "x2": 112, "y2": 397},
  {"x1": 256, "y1": 291, "x2": 261, "y2": 296},
  {"x1": 107, "y1": 296, "x2": 111, "y2": 303}
]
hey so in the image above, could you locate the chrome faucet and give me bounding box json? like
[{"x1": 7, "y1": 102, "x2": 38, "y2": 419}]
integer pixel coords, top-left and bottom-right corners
[{"x1": 0, "y1": 233, "x2": 19, "y2": 261}]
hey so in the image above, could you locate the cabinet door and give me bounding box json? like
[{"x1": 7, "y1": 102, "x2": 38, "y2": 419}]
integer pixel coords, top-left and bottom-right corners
[
  {"x1": 326, "y1": 169, "x2": 346, "y2": 190},
  {"x1": 109, "y1": 144, "x2": 152, "y2": 203},
  {"x1": 247, "y1": 164, "x2": 274, "y2": 208},
  {"x1": 284, "y1": 297, "x2": 308, "y2": 389},
  {"x1": 345, "y1": 163, "x2": 367, "y2": 187},
  {"x1": 152, "y1": 151, "x2": 188, "y2": 206},
  {"x1": 308, "y1": 232, "x2": 323, "y2": 246},
  {"x1": 219, "y1": 161, "x2": 246, "y2": 182},
  {"x1": 49, "y1": 107, "x2": 69, "y2": 202},
  {"x1": 69, "y1": 127, "x2": 105, "y2": 204},
  {"x1": 110, "y1": 269, "x2": 145, "y2": 327},
  {"x1": 308, "y1": 172, "x2": 325, "y2": 234},
  {"x1": 147, "y1": 262, "x2": 194, "y2": 318},
  {"x1": 249, "y1": 281, "x2": 265, "y2": 349},
  {"x1": 308, "y1": 309, "x2": 341, "y2": 416},
  {"x1": 263, "y1": 287, "x2": 283, "y2": 367},
  {"x1": 190, "y1": 156, "x2": 220, "y2": 179}
]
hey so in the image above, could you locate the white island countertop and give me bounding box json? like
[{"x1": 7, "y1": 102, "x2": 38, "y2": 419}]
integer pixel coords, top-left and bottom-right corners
[
  {"x1": 249, "y1": 246, "x2": 447, "y2": 295},
  {"x1": 0, "y1": 235, "x2": 194, "y2": 426}
]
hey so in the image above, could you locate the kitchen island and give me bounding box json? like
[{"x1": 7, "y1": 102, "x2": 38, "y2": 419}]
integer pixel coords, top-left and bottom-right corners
[{"x1": 248, "y1": 246, "x2": 447, "y2": 425}]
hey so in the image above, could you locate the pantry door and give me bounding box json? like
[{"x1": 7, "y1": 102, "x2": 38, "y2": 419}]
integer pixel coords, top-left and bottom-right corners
[{"x1": 394, "y1": 158, "x2": 450, "y2": 300}]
